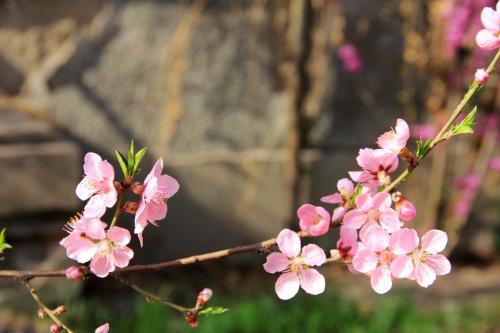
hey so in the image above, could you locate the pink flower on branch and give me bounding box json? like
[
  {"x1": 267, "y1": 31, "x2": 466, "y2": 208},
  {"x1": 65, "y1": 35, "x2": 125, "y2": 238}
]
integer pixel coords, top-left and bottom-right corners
[
  {"x1": 321, "y1": 178, "x2": 356, "y2": 221},
  {"x1": 476, "y1": 2, "x2": 500, "y2": 50},
  {"x1": 474, "y1": 68, "x2": 489, "y2": 83},
  {"x1": 297, "y1": 204, "x2": 330, "y2": 236},
  {"x1": 134, "y1": 158, "x2": 179, "y2": 246},
  {"x1": 76, "y1": 153, "x2": 117, "y2": 218},
  {"x1": 337, "y1": 44, "x2": 363, "y2": 73},
  {"x1": 343, "y1": 192, "x2": 401, "y2": 235},
  {"x1": 263, "y1": 229, "x2": 326, "y2": 300},
  {"x1": 352, "y1": 227, "x2": 416, "y2": 294},
  {"x1": 377, "y1": 119, "x2": 410, "y2": 154},
  {"x1": 60, "y1": 217, "x2": 134, "y2": 278},
  {"x1": 349, "y1": 148, "x2": 398, "y2": 186}
]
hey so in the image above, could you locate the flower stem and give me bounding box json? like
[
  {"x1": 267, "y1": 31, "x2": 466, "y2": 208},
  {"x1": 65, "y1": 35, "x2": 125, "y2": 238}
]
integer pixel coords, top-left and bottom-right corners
[
  {"x1": 109, "y1": 193, "x2": 125, "y2": 228},
  {"x1": 383, "y1": 49, "x2": 500, "y2": 193}
]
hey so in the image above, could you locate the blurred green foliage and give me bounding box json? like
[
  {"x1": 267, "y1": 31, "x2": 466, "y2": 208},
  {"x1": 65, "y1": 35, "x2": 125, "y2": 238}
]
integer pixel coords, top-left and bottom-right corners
[{"x1": 66, "y1": 287, "x2": 500, "y2": 333}]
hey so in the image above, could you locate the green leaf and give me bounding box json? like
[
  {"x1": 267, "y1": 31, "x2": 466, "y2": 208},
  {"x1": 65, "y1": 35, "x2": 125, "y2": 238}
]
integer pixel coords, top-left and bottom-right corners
[
  {"x1": 127, "y1": 140, "x2": 136, "y2": 175},
  {"x1": 415, "y1": 139, "x2": 432, "y2": 160},
  {"x1": 133, "y1": 147, "x2": 148, "y2": 175},
  {"x1": 115, "y1": 150, "x2": 129, "y2": 178},
  {"x1": 199, "y1": 307, "x2": 229, "y2": 316},
  {"x1": 451, "y1": 106, "x2": 477, "y2": 136},
  {"x1": 0, "y1": 228, "x2": 12, "y2": 254}
]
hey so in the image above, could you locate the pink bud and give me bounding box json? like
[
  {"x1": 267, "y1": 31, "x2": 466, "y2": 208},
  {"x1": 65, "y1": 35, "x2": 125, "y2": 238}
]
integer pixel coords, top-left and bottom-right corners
[
  {"x1": 65, "y1": 266, "x2": 85, "y2": 281},
  {"x1": 95, "y1": 323, "x2": 110, "y2": 333},
  {"x1": 186, "y1": 315, "x2": 198, "y2": 328},
  {"x1": 474, "y1": 68, "x2": 489, "y2": 84},
  {"x1": 395, "y1": 197, "x2": 416, "y2": 222},
  {"x1": 37, "y1": 308, "x2": 46, "y2": 319},
  {"x1": 130, "y1": 182, "x2": 145, "y2": 195},
  {"x1": 50, "y1": 324, "x2": 61, "y2": 333},
  {"x1": 53, "y1": 305, "x2": 66, "y2": 315},
  {"x1": 121, "y1": 201, "x2": 139, "y2": 214},
  {"x1": 197, "y1": 288, "x2": 213, "y2": 305}
]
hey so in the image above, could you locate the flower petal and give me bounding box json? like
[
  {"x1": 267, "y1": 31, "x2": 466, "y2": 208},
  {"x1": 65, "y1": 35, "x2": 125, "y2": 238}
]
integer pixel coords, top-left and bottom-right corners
[
  {"x1": 425, "y1": 254, "x2": 451, "y2": 276},
  {"x1": 337, "y1": 178, "x2": 354, "y2": 195},
  {"x1": 299, "y1": 268, "x2": 325, "y2": 295},
  {"x1": 352, "y1": 248, "x2": 379, "y2": 273},
  {"x1": 389, "y1": 228, "x2": 419, "y2": 255},
  {"x1": 112, "y1": 246, "x2": 134, "y2": 268},
  {"x1": 343, "y1": 209, "x2": 367, "y2": 229},
  {"x1": 320, "y1": 193, "x2": 343, "y2": 204},
  {"x1": 481, "y1": 7, "x2": 500, "y2": 31},
  {"x1": 421, "y1": 229, "x2": 447, "y2": 254},
  {"x1": 301, "y1": 244, "x2": 326, "y2": 266},
  {"x1": 276, "y1": 229, "x2": 301, "y2": 257},
  {"x1": 90, "y1": 254, "x2": 114, "y2": 278},
  {"x1": 275, "y1": 272, "x2": 300, "y2": 300},
  {"x1": 95, "y1": 323, "x2": 110, "y2": 333},
  {"x1": 372, "y1": 192, "x2": 392, "y2": 210},
  {"x1": 414, "y1": 262, "x2": 436, "y2": 288},
  {"x1": 76, "y1": 177, "x2": 97, "y2": 201},
  {"x1": 390, "y1": 255, "x2": 413, "y2": 278},
  {"x1": 476, "y1": 29, "x2": 500, "y2": 50},
  {"x1": 157, "y1": 174, "x2": 180, "y2": 198},
  {"x1": 359, "y1": 223, "x2": 389, "y2": 252},
  {"x1": 263, "y1": 252, "x2": 290, "y2": 273},
  {"x1": 145, "y1": 158, "x2": 164, "y2": 183},
  {"x1": 107, "y1": 227, "x2": 131, "y2": 246},
  {"x1": 370, "y1": 267, "x2": 392, "y2": 294}
]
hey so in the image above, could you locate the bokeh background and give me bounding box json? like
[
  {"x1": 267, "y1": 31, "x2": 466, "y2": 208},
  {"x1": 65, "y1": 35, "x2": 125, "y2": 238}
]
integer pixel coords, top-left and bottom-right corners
[{"x1": 0, "y1": 0, "x2": 499, "y2": 332}]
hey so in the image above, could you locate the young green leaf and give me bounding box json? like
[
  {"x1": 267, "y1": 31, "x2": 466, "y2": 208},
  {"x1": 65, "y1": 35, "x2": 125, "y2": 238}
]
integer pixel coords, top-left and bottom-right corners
[
  {"x1": 133, "y1": 147, "x2": 148, "y2": 175},
  {"x1": 199, "y1": 307, "x2": 229, "y2": 316},
  {"x1": 115, "y1": 150, "x2": 129, "y2": 178},
  {"x1": 415, "y1": 139, "x2": 432, "y2": 160},
  {"x1": 127, "y1": 140, "x2": 136, "y2": 174},
  {"x1": 451, "y1": 106, "x2": 477, "y2": 136},
  {"x1": 0, "y1": 228, "x2": 12, "y2": 254}
]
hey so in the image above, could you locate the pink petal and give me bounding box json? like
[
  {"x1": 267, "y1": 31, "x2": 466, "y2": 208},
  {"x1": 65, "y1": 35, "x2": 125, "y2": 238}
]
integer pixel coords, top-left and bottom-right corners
[
  {"x1": 301, "y1": 244, "x2": 326, "y2": 266},
  {"x1": 157, "y1": 174, "x2": 180, "y2": 198},
  {"x1": 276, "y1": 229, "x2": 301, "y2": 257},
  {"x1": 370, "y1": 267, "x2": 392, "y2": 294},
  {"x1": 321, "y1": 193, "x2": 343, "y2": 204},
  {"x1": 425, "y1": 254, "x2": 451, "y2": 276},
  {"x1": 331, "y1": 206, "x2": 347, "y2": 222},
  {"x1": 337, "y1": 178, "x2": 354, "y2": 195},
  {"x1": 95, "y1": 323, "x2": 110, "y2": 333},
  {"x1": 389, "y1": 228, "x2": 419, "y2": 255},
  {"x1": 107, "y1": 227, "x2": 131, "y2": 245},
  {"x1": 83, "y1": 152, "x2": 104, "y2": 180},
  {"x1": 80, "y1": 218, "x2": 107, "y2": 240},
  {"x1": 83, "y1": 196, "x2": 107, "y2": 218},
  {"x1": 275, "y1": 272, "x2": 300, "y2": 300},
  {"x1": 263, "y1": 252, "x2": 290, "y2": 273},
  {"x1": 101, "y1": 187, "x2": 118, "y2": 207},
  {"x1": 414, "y1": 262, "x2": 436, "y2": 288},
  {"x1": 99, "y1": 160, "x2": 115, "y2": 182},
  {"x1": 298, "y1": 268, "x2": 325, "y2": 295},
  {"x1": 421, "y1": 229, "x2": 447, "y2": 254},
  {"x1": 112, "y1": 246, "x2": 134, "y2": 268},
  {"x1": 372, "y1": 192, "x2": 392, "y2": 210},
  {"x1": 61, "y1": 236, "x2": 98, "y2": 263},
  {"x1": 90, "y1": 254, "x2": 114, "y2": 278},
  {"x1": 339, "y1": 225, "x2": 358, "y2": 245},
  {"x1": 476, "y1": 29, "x2": 500, "y2": 50},
  {"x1": 390, "y1": 255, "x2": 413, "y2": 278},
  {"x1": 143, "y1": 177, "x2": 159, "y2": 202},
  {"x1": 379, "y1": 209, "x2": 402, "y2": 233},
  {"x1": 76, "y1": 177, "x2": 97, "y2": 201},
  {"x1": 348, "y1": 171, "x2": 371, "y2": 183},
  {"x1": 359, "y1": 223, "x2": 389, "y2": 252},
  {"x1": 343, "y1": 209, "x2": 367, "y2": 229},
  {"x1": 481, "y1": 7, "x2": 500, "y2": 31},
  {"x1": 357, "y1": 148, "x2": 379, "y2": 171},
  {"x1": 145, "y1": 158, "x2": 164, "y2": 184},
  {"x1": 352, "y1": 248, "x2": 379, "y2": 273},
  {"x1": 145, "y1": 199, "x2": 168, "y2": 222},
  {"x1": 355, "y1": 193, "x2": 373, "y2": 210},
  {"x1": 395, "y1": 118, "x2": 410, "y2": 145}
]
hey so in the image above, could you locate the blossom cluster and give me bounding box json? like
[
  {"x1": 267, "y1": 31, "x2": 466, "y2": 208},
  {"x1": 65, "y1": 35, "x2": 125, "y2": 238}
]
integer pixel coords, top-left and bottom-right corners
[
  {"x1": 263, "y1": 118, "x2": 452, "y2": 299},
  {"x1": 60, "y1": 152, "x2": 179, "y2": 278}
]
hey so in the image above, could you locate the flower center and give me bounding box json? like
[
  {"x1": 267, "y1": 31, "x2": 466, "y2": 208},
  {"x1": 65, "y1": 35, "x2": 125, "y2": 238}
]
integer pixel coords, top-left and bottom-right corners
[{"x1": 378, "y1": 249, "x2": 395, "y2": 266}]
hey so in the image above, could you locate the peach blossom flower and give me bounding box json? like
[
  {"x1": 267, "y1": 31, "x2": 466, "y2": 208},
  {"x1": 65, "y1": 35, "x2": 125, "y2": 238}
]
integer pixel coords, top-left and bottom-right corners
[
  {"x1": 476, "y1": 2, "x2": 500, "y2": 50},
  {"x1": 297, "y1": 204, "x2": 330, "y2": 236}
]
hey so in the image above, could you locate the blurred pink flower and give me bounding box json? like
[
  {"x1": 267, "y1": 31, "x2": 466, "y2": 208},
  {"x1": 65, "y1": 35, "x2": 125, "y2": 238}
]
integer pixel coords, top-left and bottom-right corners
[
  {"x1": 410, "y1": 123, "x2": 437, "y2": 140},
  {"x1": 60, "y1": 217, "x2": 133, "y2": 278},
  {"x1": 474, "y1": 68, "x2": 489, "y2": 83},
  {"x1": 134, "y1": 158, "x2": 179, "y2": 246},
  {"x1": 95, "y1": 323, "x2": 110, "y2": 333},
  {"x1": 337, "y1": 44, "x2": 363, "y2": 73},
  {"x1": 50, "y1": 324, "x2": 61, "y2": 333},
  {"x1": 349, "y1": 148, "x2": 399, "y2": 186},
  {"x1": 76, "y1": 152, "x2": 117, "y2": 218},
  {"x1": 343, "y1": 192, "x2": 401, "y2": 235},
  {"x1": 352, "y1": 227, "x2": 416, "y2": 294},
  {"x1": 263, "y1": 229, "x2": 326, "y2": 300},
  {"x1": 297, "y1": 204, "x2": 330, "y2": 236},
  {"x1": 476, "y1": 2, "x2": 500, "y2": 50},
  {"x1": 407, "y1": 230, "x2": 451, "y2": 288},
  {"x1": 489, "y1": 156, "x2": 500, "y2": 171},
  {"x1": 377, "y1": 119, "x2": 410, "y2": 154}
]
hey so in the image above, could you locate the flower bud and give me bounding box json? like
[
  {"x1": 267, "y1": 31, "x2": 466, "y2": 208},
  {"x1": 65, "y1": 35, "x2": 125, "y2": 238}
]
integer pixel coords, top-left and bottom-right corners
[
  {"x1": 53, "y1": 305, "x2": 66, "y2": 315},
  {"x1": 121, "y1": 201, "x2": 139, "y2": 214},
  {"x1": 474, "y1": 68, "x2": 489, "y2": 84},
  {"x1": 197, "y1": 288, "x2": 213, "y2": 305},
  {"x1": 395, "y1": 196, "x2": 416, "y2": 222},
  {"x1": 65, "y1": 266, "x2": 85, "y2": 281},
  {"x1": 130, "y1": 182, "x2": 145, "y2": 195},
  {"x1": 50, "y1": 324, "x2": 61, "y2": 333},
  {"x1": 185, "y1": 315, "x2": 198, "y2": 328},
  {"x1": 37, "y1": 308, "x2": 46, "y2": 319},
  {"x1": 95, "y1": 323, "x2": 110, "y2": 333}
]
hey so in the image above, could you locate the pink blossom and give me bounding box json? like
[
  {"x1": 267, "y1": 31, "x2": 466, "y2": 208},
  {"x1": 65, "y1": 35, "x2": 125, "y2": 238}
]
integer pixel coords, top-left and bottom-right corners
[
  {"x1": 64, "y1": 265, "x2": 85, "y2": 281},
  {"x1": 352, "y1": 227, "x2": 416, "y2": 294},
  {"x1": 76, "y1": 153, "x2": 117, "y2": 218},
  {"x1": 377, "y1": 119, "x2": 410, "y2": 154},
  {"x1": 321, "y1": 178, "x2": 355, "y2": 221},
  {"x1": 349, "y1": 148, "x2": 398, "y2": 186},
  {"x1": 343, "y1": 192, "x2": 401, "y2": 235},
  {"x1": 410, "y1": 123, "x2": 437, "y2": 140},
  {"x1": 60, "y1": 217, "x2": 134, "y2": 278},
  {"x1": 475, "y1": 68, "x2": 489, "y2": 83},
  {"x1": 330, "y1": 226, "x2": 359, "y2": 274},
  {"x1": 337, "y1": 44, "x2": 363, "y2": 73},
  {"x1": 297, "y1": 204, "x2": 330, "y2": 236},
  {"x1": 197, "y1": 288, "x2": 213, "y2": 305},
  {"x1": 50, "y1": 324, "x2": 61, "y2": 333},
  {"x1": 263, "y1": 229, "x2": 326, "y2": 300},
  {"x1": 95, "y1": 323, "x2": 110, "y2": 333},
  {"x1": 407, "y1": 230, "x2": 452, "y2": 288},
  {"x1": 489, "y1": 156, "x2": 500, "y2": 171},
  {"x1": 476, "y1": 2, "x2": 500, "y2": 50},
  {"x1": 134, "y1": 158, "x2": 179, "y2": 246},
  {"x1": 395, "y1": 196, "x2": 416, "y2": 222}
]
